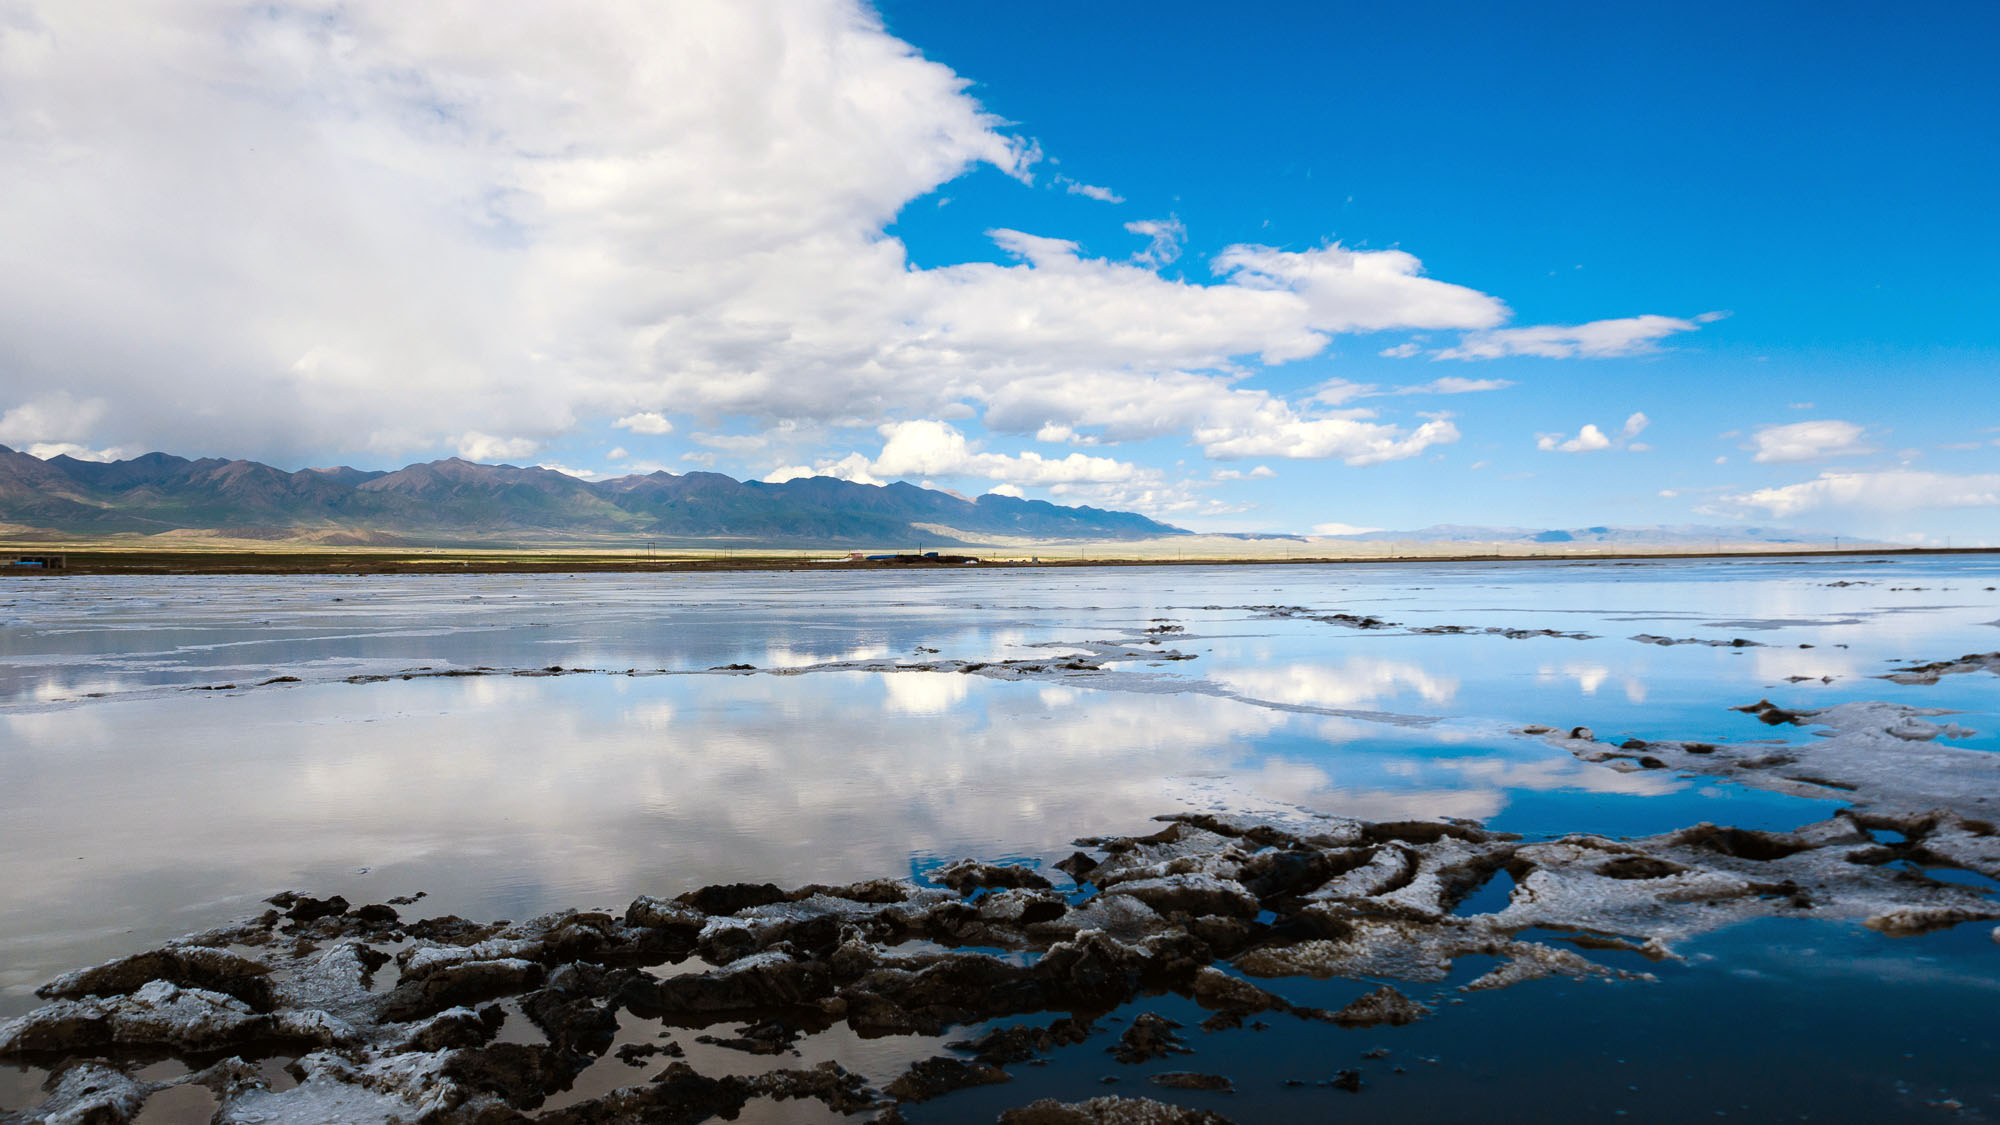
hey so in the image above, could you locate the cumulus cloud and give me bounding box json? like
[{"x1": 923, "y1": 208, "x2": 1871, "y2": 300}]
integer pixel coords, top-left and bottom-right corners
[
  {"x1": 1436, "y1": 313, "x2": 1722, "y2": 361},
  {"x1": 1748, "y1": 419, "x2": 1873, "y2": 463},
  {"x1": 613, "y1": 413, "x2": 675, "y2": 436},
  {"x1": 1212, "y1": 243, "x2": 1508, "y2": 334},
  {"x1": 0, "y1": 394, "x2": 107, "y2": 449},
  {"x1": 25, "y1": 442, "x2": 123, "y2": 462},
  {"x1": 872, "y1": 419, "x2": 1143, "y2": 485},
  {"x1": 1212, "y1": 466, "x2": 1276, "y2": 481},
  {"x1": 455, "y1": 432, "x2": 540, "y2": 462},
  {"x1": 1311, "y1": 522, "x2": 1383, "y2": 536},
  {"x1": 1718, "y1": 471, "x2": 2000, "y2": 517},
  {"x1": 764, "y1": 420, "x2": 1149, "y2": 494},
  {"x1": 1125, "y1": 217, "x2": 1185, "y2": 267},
  {"x1": 0, "y1": 0, "x2": 1701, "y2": 486},
  {"x1": 1199, "y1": 415, "x2": 1460, "y2": 465},
  {"x1": 1536, "y1": 412, "x2": 1648, "y2": 454}
]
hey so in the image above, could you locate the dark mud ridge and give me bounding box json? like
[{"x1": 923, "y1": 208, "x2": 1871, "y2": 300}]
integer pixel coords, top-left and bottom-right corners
[{"x1": 9, "y1": 727, "x2": 2000, "y2": 1125}]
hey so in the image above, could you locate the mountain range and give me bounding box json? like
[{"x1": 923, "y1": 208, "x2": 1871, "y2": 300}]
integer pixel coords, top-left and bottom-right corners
[
  {"x1": 1318, "y1": 523, "x2": 1841, "y2": 546},
  {"x1": 0, "y1": 446, "x2": 1185, "y2": 546}
]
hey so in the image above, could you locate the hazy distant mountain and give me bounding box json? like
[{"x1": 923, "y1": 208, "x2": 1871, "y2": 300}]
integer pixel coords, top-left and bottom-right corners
[
  {"x1": 1318, "y1": 523, "x2": 1845, "y2": 546},
  {"x1": 0, "y1": 446, "x2": 1187, "y2": 546}
]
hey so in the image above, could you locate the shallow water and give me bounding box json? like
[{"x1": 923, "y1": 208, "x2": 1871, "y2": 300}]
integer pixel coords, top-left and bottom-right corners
[{"x1": 2, "y1": 555, "x2": 1997, "y2": 1117}]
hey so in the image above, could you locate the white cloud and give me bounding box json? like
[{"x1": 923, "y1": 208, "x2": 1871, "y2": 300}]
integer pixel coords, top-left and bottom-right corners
[
  {"x1": 1060, "y1": 177, "x2": 1123, "y2": 204},
  {"x1": 1747, "y1": 419, "x2": 1873, "y2": 463},
  {"x1": 1212, "y1": 243, "x2": 1508, "y2": 333},
  {"x1": 1378, "y1": 342, "x2": 1421, "y2": 359},
  {"x1": 1125, "y1": 217, "x2": 1185, "y2": 267},
  {"x1": 25, "y1": 442, "x2": 123, "y2": 462},
  {"x1": 1213, "y1": 466, "x2": 1276, "y2": 481},
  {"x1": 454, "y1": 432, "x2": 539, "y2": 462},
  {"x1": 1436, "y1": 313, "x2": 1721, "y2": 361},
  {"x1": 1307, "y1": 380, "x2": 1378, "y2": 406},
  {"x1": 1397, "y1": 376, "x2": 1513, "y2": 395},
  {"x1": 0, "y1": 393, "x2": 106, "y2": 448},
  {"x1": 613, "y1": 413, "x2": 675, "y2": 436},
  {"x1": 986, "y1": 483, "x2": 1025, "y2": 498},
  {"x1": 1199, "y1": 415, "x2": 1459, "y2": 465},
  {"x1": 1719, "y1": 471, "x2": 2000, "y2": 517},
  {"x1": 691, "y1": 432, "x2": 772, "y2": 452},
  {"x1": 1311, "y1": 522, "x2": 1382, "y2": 536},
  {"x1": 871, "y1": 419, "x2": 1142, "y2": 485},
  {"x1": 1536, "y1": 412, "x2": 1647, "y2": 454},
  {"x1": 605, "y1": 446, "x2": 628, "y2": 461},
  {"x1": 1539, "y1": 424, "x2": 1611, "y2": 453},
  {"x1": 0, "y1": 0, "x2": 1704, "y2": 490}
]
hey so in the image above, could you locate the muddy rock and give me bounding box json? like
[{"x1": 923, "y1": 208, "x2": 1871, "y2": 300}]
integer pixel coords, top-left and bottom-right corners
[
  {"x1": 880, "y1": 1055, "x2": 1010, "y2": 1103},
  {"x1": 380, "y1": 957, "x2": 546, "y2": 1023},
  {"x1": 10, "y1": 1061, "x2": 155, "y2": 1124},
  {"x1": 931, "y1": 859, "x2": 1055, "y2": 894},
  {"x1": 949, "y1": 1016, "x2": 1095, "y2": 1065},
  {"x1": 1102, "y1": 874, "x2": 1259, "y2": 919},
  {"x1": 1109, "y1": 1012, "x2": 1190, "y2": 1064},
  {"x1": 36, "y1": 945, "x2": 276, "y2": 1011},
  {"x1": 1149, "y1": 1071, "x2": 1234, "y2": 1092},
  {"x1": 1733, "y1": 699, "x2": 1808, "y2": 725},
  {"x1": 999, "y1": 1095, "x2": 1236, "y2": 1124},
  {"x1": 676, "y1": 882, "x2": 789, "y2": 916},
  {"x1": 1330, "y1": 986, "x2": 1430, "y2": 1028},
  {"x1": 8, "y1": 766, "x2": 1999, "y2": 1123},
  {"x1": 1882, "y1": 652, "x2": 2000, "y2": 685}
]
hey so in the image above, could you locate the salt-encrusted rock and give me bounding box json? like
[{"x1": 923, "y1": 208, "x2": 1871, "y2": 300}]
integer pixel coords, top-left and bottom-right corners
[
  {"x1": 999, "y1": 1096, "x2": 1235, "y2": 1124},
  {"x1": 37, "y1": 946, "x2": 275, "y2": 1010},
  {"x1": 1330, "y1": 985, "x2": 1430, "y2": 1028},
  {"x1": 7, "y1": 724, "x2": 1998, "y2": 1124},
  {"x1": 13, "y1": 1062, "x2": 155, "y2": 1123},
  {"x1": 1102, "y1": 873, "x2": 1259, "y2": 919},
  {"x1": 1882, "y1": 652, "x2": 2000, "y2": 685},
  {"x1": 1149, "y1": 1071, "x2": 1234, "y2": 1092},
  {"x1": 1109, "y1": 1012, "x2": 1189, "y2": 1063},
  {"x1": 882, "y1": 1055, "x2": 1009, "y2": 1102},
  {"x1": 931, "y1": 859, "x2": 1054, "y2": 894}
]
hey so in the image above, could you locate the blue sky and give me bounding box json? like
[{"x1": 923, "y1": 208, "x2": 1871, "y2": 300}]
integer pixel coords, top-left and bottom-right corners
[{"x1": 0, "y1": 1, "x2": 1994, "y2": 540}]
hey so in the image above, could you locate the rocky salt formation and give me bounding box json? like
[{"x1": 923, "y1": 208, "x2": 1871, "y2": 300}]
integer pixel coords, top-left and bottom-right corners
[
  {"x1": 1881, "y1": 652, "x2": 2000, "y2": 685},
  {"x1": 7, "y1": 758, "x2": 1999, "y2": 1124},
  {"x1": 1541, "y1": 700, "x2": 2000, "y2": 822}
]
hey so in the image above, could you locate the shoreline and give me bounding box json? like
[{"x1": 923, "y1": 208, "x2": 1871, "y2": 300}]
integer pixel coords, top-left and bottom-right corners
[{"x1": 3, "y1": 544, "x2": 1995, "y2": 577}]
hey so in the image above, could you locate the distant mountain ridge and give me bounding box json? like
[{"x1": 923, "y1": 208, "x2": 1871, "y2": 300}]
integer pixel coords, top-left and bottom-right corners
[
  {"x1": 1321, "y1": 523, "x2": 1840, "y2": 546},
  {"x1": 0, "y1": 446, "x2": 1186, "y2": 546}
]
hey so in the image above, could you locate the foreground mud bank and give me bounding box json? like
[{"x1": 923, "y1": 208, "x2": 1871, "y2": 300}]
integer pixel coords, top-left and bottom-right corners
[{"x1": 5, "y1": 695, "x2": 1997, "y2": 1123}]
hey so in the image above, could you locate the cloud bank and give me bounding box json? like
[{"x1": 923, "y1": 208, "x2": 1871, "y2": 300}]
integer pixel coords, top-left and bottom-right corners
[{"x1": 0, "y1": 0, "x2": 1707, "y2": 506}]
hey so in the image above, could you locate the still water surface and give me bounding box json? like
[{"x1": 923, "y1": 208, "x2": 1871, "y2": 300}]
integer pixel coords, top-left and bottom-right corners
[{"x1": 2, "y1": 556, "x2": 1996, "y2": 1118}]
